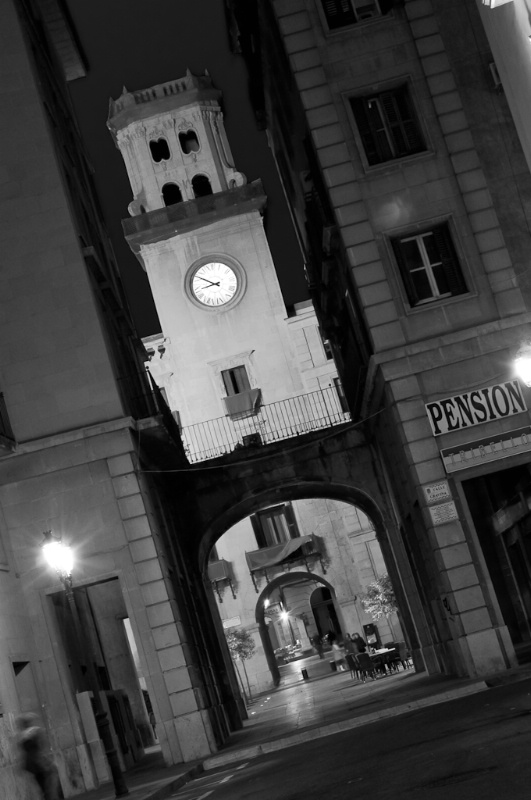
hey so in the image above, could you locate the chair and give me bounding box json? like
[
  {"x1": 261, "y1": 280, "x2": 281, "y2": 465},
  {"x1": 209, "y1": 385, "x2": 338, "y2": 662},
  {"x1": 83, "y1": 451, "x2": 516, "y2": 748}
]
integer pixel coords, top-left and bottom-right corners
[
  {"x1": 396, "y1": 641, "x2": 413, "y2": 669},
  {"x1": 387, "y1": 641, "x2": 412, "y2": 671},
  {"x1": 345, "y1": 653, "x2": 361, "y2": 680},
  {"x1": 354, "y1": 652, "x2": 377, "y2": 681},
  {"x1": 371, "y1": 655, "x2": 387, "y2": 677}
]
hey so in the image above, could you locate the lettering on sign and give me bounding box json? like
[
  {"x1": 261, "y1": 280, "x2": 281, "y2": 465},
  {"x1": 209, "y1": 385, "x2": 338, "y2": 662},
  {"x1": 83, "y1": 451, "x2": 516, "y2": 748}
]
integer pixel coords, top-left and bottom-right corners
[
  {"x1": 425, "y1": 380, "x2": 527, "y2": 436},
  {"x1": 441, "y1": 426, "x2": 531, "y2": 473},
  {"x1": 429, "y1": 501, "x2": 459, "y2": 526},
  {"x1": 423, "y1": 481, "x2": 451, "y2": 504}
]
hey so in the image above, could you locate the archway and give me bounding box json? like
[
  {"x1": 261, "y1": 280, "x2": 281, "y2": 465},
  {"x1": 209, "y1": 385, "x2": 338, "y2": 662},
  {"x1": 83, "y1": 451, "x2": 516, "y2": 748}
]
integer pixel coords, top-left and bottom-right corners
[
  {"x1": 253, "y1": 570, "x2": 345, "y2": 686},
  {"x1": 199, "y1": 481, "x2": 413, "y2": 694}
]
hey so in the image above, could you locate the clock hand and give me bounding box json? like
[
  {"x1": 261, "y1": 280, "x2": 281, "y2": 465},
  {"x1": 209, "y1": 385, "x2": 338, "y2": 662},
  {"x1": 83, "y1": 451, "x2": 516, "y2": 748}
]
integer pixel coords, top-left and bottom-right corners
[{"x1": 197, "y1": 277, "x2": 221, "y2": 287}]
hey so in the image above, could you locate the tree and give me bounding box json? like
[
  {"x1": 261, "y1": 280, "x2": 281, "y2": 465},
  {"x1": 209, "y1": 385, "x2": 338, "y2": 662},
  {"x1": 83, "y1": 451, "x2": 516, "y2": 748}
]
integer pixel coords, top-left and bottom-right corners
[
  {"x1": 225, "y1": 628, "x2": 256, "y2": 704},
  {"x1": 360, "y1": 573, "x2": 398, "y2": 620}
]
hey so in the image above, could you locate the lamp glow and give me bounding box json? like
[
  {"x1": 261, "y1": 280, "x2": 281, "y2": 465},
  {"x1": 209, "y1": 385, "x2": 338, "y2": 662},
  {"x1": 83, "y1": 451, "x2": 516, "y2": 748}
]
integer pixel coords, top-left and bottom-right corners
[
  {"x1": 280, "y1": 610, "x2": 289, "y2": 622},
  {"x1": 42, "y1": 532, "x2": 73, "y2": 579},
  {"x1": 514, "y1": 355, "x2": 531, "y2": 388}
]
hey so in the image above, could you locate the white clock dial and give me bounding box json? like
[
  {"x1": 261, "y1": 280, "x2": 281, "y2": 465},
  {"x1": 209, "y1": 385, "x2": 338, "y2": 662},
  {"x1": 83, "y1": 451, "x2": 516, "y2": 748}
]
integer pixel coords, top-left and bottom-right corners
[{"x1": 191, "y1": 262, "x2": 239, "y2": 307}]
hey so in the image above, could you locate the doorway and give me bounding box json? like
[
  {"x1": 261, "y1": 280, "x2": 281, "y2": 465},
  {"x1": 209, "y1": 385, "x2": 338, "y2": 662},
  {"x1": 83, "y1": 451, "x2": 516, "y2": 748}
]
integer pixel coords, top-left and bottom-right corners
[
  {"x1": 462, "y1": 463, "x2": 531, "y2": 656},
  {"x1": 310, "y1": 586, "x2": 341, "y2": 639}
]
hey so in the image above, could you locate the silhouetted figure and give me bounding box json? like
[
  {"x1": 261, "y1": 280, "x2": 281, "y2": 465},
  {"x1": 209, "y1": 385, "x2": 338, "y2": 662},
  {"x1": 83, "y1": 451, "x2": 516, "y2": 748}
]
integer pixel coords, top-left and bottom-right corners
[
  {"x1": 16, "y1": 713, "x2": 62, "y2": 800},
  {"x1": 311, "y1": 634, "x2": 324, "y2": 659},
  {"x1": 351, "y1": 632, "x2": 367, "y2": 654}
]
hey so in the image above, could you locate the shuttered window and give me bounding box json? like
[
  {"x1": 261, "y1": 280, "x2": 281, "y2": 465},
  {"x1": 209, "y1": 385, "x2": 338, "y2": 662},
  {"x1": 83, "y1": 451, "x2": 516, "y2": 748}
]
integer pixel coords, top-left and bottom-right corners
[
  {"x1": 221, "y1": 365, "x2": 251, "y2": 396},
  {"x1": 321, "y1": 1, "x2": 394, "y2": 30},
  {"x1": 251, "y1": 503, "x2": 299, "y2": 548},
  {"x1": 350, "y1": 85, "x2": 425, "y2": 165},
  {"x1": 392, "y1": 225, "x2": 467, "y2": 307},
  {"x1": 321, "y1": 0, "x2": 356, "y2": 28}
]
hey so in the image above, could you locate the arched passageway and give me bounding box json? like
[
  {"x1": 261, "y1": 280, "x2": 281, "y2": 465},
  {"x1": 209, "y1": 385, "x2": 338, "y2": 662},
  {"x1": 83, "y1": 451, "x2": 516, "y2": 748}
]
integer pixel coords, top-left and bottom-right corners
[
  {"x1": 200, "y1": 483, "x2": 417, "y2": 694},
  {"x1": 152, "y1": 427, "x2": 429, "y2": 749}
]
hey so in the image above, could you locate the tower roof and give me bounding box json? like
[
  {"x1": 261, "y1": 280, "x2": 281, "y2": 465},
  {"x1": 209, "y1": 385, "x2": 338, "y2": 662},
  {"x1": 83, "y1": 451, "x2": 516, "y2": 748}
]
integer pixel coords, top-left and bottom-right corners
[{"x1": 107, "y1": 70, "x2": 221, "y2": 137}]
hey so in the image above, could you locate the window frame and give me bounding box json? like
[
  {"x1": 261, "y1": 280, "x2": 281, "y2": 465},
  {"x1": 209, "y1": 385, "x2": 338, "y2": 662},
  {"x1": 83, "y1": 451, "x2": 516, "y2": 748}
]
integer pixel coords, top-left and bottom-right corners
[
  {"x1": 391, "y1": 222, "x2": 468, "y2": 309},
  {"x1": 148, "y1": 137, "x2": 171, "y2": 164},
  {"x1": 349, "y1": 83, "x2": 426, "y2": 168},
  {"x1": 221, "y1": 365, "x2": 251, "y2": 396},
  {"x1": 250, "y1": 503, "x2": 300, "y2": 548},
  {"x1": 318, "y1": 0, "x2": 395, "y2": 32}
]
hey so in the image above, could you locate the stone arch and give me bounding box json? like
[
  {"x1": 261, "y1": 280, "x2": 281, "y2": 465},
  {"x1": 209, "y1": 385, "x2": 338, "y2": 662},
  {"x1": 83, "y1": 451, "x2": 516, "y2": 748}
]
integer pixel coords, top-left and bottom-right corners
[
  {"x1": 253, "y1": 570, "x2": 344, "y2": 685},
  {"x1": 198, "y1": 478, "x2": 389, "y2": 577},
  {"x1": 192, "y1": 174, "x2": 213, "y2": 197}
]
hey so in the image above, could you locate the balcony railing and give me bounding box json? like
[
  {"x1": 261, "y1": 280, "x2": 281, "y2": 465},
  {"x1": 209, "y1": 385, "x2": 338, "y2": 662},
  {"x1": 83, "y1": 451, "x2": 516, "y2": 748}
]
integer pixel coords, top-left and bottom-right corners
[{"x1": 181, "y1": 386, "x2": 350, "y2": 463}]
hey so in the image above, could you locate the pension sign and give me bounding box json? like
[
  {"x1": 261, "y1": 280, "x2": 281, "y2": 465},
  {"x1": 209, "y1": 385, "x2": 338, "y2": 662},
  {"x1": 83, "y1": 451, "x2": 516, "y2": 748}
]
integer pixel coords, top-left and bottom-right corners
[{"x1": 425, "y1": 380, "x2": 527, "y2": 436}]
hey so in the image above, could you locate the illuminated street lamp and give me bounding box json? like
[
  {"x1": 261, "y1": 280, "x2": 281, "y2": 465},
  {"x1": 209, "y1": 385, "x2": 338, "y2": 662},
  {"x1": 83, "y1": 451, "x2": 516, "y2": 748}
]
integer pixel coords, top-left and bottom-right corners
[
  {"x1": 514, "y1": 350, "x2": 531, "y2": 388},
  {"x1": 41, "y1": 531, "x2": 129, "y2": 798}
]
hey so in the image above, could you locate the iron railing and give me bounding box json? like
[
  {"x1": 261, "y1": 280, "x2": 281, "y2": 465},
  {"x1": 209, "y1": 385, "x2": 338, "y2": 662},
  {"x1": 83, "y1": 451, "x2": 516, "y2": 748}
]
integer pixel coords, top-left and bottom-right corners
[{"x1": 181, "y1": 386, "x2": 350, "y2": 463}]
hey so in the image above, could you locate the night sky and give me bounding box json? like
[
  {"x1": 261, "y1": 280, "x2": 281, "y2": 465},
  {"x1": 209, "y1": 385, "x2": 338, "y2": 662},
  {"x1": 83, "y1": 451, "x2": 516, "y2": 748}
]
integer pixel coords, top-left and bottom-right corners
[{"x1": 65, "y1": 0, "x2": 307, "y2": 337}]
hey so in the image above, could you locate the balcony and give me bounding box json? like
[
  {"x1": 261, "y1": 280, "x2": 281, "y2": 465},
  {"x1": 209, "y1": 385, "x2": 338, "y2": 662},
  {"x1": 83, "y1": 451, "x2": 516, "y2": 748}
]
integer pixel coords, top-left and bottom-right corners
[
  {"x1": 181, "y1": 386, "x2": 350, "y2": 463},
  {"x1": 245, "y1": 534, "x2": 327, "y2": 592},
  {"x1": 207, "y1": 558, "x2": 236, "y2": 603}
]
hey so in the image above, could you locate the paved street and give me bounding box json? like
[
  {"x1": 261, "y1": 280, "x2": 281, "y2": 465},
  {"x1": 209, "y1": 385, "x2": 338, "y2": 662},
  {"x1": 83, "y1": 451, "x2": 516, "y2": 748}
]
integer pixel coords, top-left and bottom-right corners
[{"x1": 169, "y1": 678, "x2": 531, "y2": 800}]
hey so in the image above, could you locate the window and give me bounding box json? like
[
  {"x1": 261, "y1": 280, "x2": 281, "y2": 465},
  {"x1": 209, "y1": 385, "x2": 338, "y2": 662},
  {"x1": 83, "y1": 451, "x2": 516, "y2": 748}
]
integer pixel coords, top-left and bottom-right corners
[
  {"x1": 149, "y1": 138, "x2": 170, "y2": 163},
  {"x1": 251, "y1": 503, "x2": 299, "y2": 548},
  {"x1": 350, "y1": 85, "x2": 425, "y2": 166},
  {"x1": 162, "y1": 183, "x2": 182, "y2": 206},
  {"x1": 392, "y1": 224, "x2": 467, "y2": 307},
  {"x1": 319, "y1": 327, "x2": 334, "y2": 360},
  {"x1": 321, "y1": 0, "x2": 394, "y2": 30},
  {"x1": 192, "y1": 174, "x2": 213, "y2": 198},
  {"x1": 179, "y1": 130, "x2": 200, "y2": 154},
  {"x1": 221, "y1": 365, "x2": 250, "y2": 396}
]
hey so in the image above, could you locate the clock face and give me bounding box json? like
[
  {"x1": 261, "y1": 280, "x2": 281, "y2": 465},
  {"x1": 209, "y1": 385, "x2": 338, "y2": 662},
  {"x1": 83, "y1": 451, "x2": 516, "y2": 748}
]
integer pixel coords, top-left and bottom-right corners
[{"x1": 191, "y1": 262, "x2": 239, "y2": 307}]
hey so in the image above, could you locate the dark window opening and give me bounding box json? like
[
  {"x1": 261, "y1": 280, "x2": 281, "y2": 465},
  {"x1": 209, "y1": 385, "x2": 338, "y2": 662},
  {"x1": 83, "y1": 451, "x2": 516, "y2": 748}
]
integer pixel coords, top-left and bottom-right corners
[
  {"x1": 350, "y1": 85, "x2": 425, "y2": 166},
  {"x1": 149, "y1": 138, "x2": 171, "y2": 163},
  {"x1": 192, "y1": 174, "x2": 213, "y2": 198},
  {"x1": 179, "y1": 130, "x2": 200, "y2": 154},
  {"x1": 392, "y1": 224, "x2": 467, "y2": 307},
  {"x1": 319, "y1": 328, "x2": 334, "y2": 360},
  {"x1": 221, "y1": 365, "x2": 250, "y2": 396},
  {"x1": 251, "y1": 503, "x2": 299, "y2": 548},
  {"x1": 162, "y1": 183, "x2": 183, "y2": 206},
  {"x1": 334, "y1": 378, "x2": 349, "y2": 413}
]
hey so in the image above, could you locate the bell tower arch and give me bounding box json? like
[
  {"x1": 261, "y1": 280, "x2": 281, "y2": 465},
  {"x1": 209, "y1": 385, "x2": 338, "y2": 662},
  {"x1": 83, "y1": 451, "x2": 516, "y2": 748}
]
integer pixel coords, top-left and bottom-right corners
[{"x1": 107, "y1": 70, "x2": 246, "y2": 214}]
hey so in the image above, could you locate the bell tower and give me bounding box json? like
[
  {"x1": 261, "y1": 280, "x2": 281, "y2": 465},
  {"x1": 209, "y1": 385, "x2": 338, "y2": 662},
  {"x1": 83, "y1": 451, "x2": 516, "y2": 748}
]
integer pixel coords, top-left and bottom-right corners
[
  {"x1": 108, "y1": 70, "x2": 246, "y2": 215},
  {"x1": 108, "y1": 72, "x2": 303, "y2": 428}
]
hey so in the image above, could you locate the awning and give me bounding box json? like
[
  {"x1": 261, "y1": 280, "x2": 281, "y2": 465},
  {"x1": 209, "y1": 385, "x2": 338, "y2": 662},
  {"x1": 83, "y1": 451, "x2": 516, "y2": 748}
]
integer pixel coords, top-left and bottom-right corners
[
  {"x1": 245, "y1": 535, "x2": 314, "y2": 572},
  {"x1": 224, "y1": 388, "x2": 261, "y2": 418}
]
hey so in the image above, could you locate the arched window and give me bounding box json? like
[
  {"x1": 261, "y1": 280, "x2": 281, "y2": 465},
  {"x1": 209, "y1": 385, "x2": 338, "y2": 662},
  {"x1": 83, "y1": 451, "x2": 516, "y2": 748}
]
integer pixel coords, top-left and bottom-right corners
[
  {"x1": 192, "y1": 174, "x2": 213, "y2": 198},
  {"x1": 179, "y1": 130, "x2": 200, "y2": 154},
  {"x1": 162, "y1": 183, "x2": 183, "y2": 206},
  {"x1": 149, "y1": 138, "x2": 171, "y2": 163}
]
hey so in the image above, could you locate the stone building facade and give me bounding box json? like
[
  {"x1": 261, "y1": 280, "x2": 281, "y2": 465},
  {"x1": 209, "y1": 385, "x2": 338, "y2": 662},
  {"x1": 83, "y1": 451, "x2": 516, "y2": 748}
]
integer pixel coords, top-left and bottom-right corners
[
  {"x1": 227, "y1": 0, "x2": 531, "y2": 676},
  {"x1": 0, "y1": 1, "x2": 244, "y2": 795}
]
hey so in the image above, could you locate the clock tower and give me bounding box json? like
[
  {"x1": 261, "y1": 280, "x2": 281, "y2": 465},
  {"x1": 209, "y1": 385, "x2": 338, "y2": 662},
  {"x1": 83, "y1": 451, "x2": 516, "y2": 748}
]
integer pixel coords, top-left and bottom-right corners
[{"x1": 108, "y1": 71, "x2": 304, "y2": 427}]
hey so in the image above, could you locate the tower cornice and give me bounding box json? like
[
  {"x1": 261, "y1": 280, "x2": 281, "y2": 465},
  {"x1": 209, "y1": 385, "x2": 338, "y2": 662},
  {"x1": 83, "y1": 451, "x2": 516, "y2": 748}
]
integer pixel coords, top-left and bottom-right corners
[
  {"x1": 107, "y1": 72, "x2": 221, "y2": 140},
  {"x1": 123, "y1": 180, "x2": 267, "y2": 264}
]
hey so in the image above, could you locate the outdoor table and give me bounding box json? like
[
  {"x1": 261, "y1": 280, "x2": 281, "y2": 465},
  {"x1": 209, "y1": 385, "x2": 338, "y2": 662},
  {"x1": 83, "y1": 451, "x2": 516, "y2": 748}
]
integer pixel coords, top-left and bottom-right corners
[{"x1": 369, "y1": 648, "x2": 396, "y2": 673}]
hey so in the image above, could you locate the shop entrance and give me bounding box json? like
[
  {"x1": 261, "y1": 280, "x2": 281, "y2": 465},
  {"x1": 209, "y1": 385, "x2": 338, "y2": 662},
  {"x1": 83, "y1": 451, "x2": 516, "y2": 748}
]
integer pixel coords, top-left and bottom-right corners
[{"x1": 462, "y1": 463, "x2": 531, "y2": 658}]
